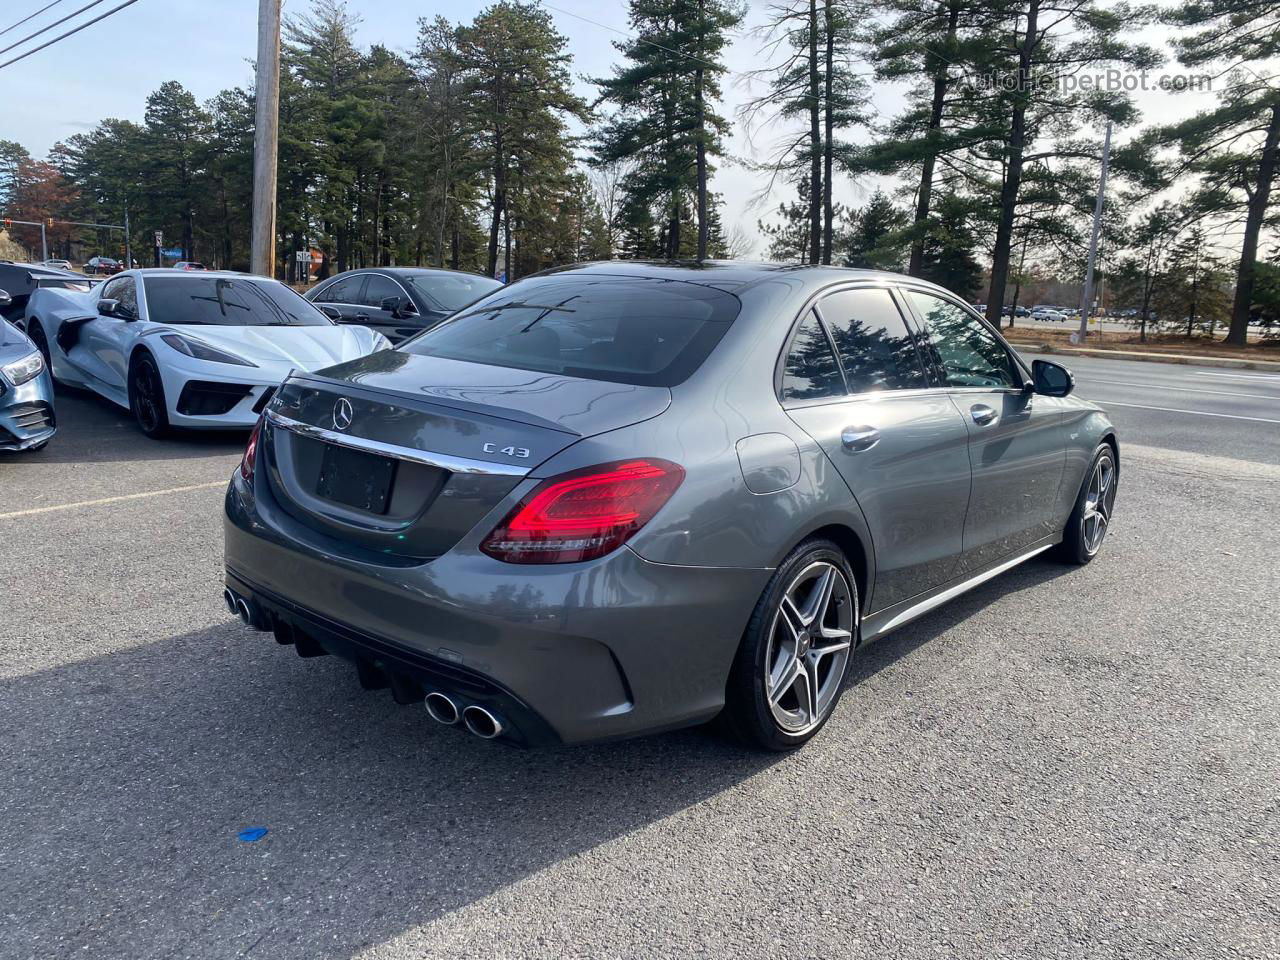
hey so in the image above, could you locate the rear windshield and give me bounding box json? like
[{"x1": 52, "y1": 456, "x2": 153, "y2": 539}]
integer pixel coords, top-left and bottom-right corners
[
  {"x1": 402, "y1": 272, "x2": 502, "y2": 311},
  {"x1": 144, "y1": 276, "x2": 330, "y2": 326},
  {"x1": 399, "y1": 275, "x2": 739, "y2": 386}
]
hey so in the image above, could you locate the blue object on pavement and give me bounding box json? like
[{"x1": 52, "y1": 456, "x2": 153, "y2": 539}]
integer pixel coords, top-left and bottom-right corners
[{"x1": 238, "y1": 827, "x2": 268, "y2": 842}]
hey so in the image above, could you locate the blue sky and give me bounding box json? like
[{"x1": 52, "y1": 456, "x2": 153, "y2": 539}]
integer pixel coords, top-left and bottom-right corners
[{"x1": 0, "y1": 0, "x2": 1234, "y2": 252}]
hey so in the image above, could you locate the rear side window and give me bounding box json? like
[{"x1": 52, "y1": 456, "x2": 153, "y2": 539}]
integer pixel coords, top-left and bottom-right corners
[
  {"x1": 401, "y1": 275, "x2": 740, "y2": 387},
  {"x1": 818, "y1": 288, "x2": 928, "y2": 393},
  {"x1": 781, "y1": 310, "x2": 845, "y2": 401}
]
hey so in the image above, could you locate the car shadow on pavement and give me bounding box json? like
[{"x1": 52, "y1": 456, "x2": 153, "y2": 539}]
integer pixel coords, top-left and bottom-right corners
[
  {"x1": 8, "y1": 387, "x2": 249, "y2": 465},
  {"x1": 0, "y1": 557, "x2": 1073, "y2": 959}
]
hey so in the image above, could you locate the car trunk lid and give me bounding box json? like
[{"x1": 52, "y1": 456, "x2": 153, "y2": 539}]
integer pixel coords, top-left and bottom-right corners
[{"x1": 261, "y1": 351, "x2": 670, "y2": 560}]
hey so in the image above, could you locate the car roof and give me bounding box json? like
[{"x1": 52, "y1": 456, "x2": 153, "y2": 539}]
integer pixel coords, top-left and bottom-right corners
[
  {"x1": 124, "y1": 268, "x2": 267, "y2": 280},
  {"x1": 530, "y1": 260, "x2": 964, "y2": 299},
  {"x1": 323, "y1": 266, "x2": 496, "y2": 280}
]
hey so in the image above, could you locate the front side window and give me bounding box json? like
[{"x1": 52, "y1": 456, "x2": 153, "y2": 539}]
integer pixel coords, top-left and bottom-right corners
[
  {"x1": 362, "y1": 274, "x2": 407, "y2": 308},
  {"x1": 101, "y1": 277, "x2": 137, "y2": 318},
  {"x1": 905, "y1": 290, "x2": 1018, "y2": 388},
  {"x1": 401, "y1": 275, "x2": 739, "y2": 387},
  {"x1": 818, "y1": 288, "x2": 928, "y2": 393},
  {"x1": 143, "y1": 277, "x2": 330, "y2": 326},
  {"x1": 781, "y1": 310, "x2": 845, "y2": 401}
]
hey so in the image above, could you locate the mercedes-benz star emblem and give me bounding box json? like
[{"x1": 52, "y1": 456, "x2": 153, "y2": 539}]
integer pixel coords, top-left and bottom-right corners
[{"x1": 332, "y1": 398, "x2": 354, "y2": 431}]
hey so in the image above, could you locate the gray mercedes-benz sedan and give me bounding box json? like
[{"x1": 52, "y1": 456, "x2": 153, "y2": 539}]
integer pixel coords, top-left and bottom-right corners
[{"x1": 223, "y1": 262, "x2": 1118, "y2": 750}]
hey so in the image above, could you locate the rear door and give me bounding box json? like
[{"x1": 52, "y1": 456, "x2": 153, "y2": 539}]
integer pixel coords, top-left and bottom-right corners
[
  {"x1": 780, "y1": 286, "x2": 972, "y2": 613},
  {"x1": 902, "y1": 287, "x2": 1065, "y2": 571}
]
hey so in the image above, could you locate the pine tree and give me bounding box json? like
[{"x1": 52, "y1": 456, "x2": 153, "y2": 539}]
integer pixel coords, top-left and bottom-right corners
[
  {"x1": 1165, "y1": 0, "x2": 1280, "y2": 345},
  {"x1": 974, "y1": 0, "x2": 1161, "y2": 327},
  {"x1": 838, "y1": 190, "x2": 908, "y2": 270},
  {"x1": 144, "y1": 82, "x2": 211, "y2": 262},
  {"x1": 740, "y1": 0, "x2": 868, "y2": 263},
  {"x1": 594, "y1": 0, "x2": 742, "y2": 261},
  {"x1": 457, "y1": 1, "x2": 587, "y2": 279}
]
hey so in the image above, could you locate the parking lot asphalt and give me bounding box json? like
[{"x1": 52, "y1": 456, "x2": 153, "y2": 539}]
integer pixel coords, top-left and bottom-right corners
[{"x1": 2, "y1": 370, "x2": 1278, "y2": 959}]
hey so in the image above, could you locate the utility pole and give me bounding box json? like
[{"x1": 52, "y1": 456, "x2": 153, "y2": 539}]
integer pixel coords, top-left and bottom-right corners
[
  {"x1": 250, "y1": 0, "x2": 281, "y2": 279},
  {"x1": 123, "y1": 203, "x2": 131, "y2": 268},
  {"x1": 40, "y1": 220, "x2": 47, "y2": 262},
  {"x1": 1075, "y1": 122, "x2": 1112, "y2": 344}
]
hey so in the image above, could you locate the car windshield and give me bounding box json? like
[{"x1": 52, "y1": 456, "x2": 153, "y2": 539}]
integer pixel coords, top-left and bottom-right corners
[
  {"x1": 402, "y1": 272, "x2": 502, "y2": 311},
  {"x1": 400, "y1": 274, "x2": 740, "y2": 387},
  {"x1": 144, "y1": 276, "x2": 331, "y2": 326}
]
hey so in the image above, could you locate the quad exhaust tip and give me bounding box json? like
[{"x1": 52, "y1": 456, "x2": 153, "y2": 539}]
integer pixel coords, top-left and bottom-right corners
[
  {"x1": 424, "y1": 692, "x2": 460, "y2": 725},
  {"x1": 463, "y1": 705, "x2": 504, "y2": 740},
  {"x1": 235, "y1": 597, "x2": 253, "y2": 627},
  {"x1": 223, "y1": 588, "x2": 238, "y2": 616}
]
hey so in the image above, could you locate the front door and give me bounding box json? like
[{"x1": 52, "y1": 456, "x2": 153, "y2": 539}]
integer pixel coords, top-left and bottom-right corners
[
  {"x1": 781, "y1": 288, "x2": 973, "y2": 613},
  {"x1": 902, "y1": 288, "x2": 1066, "y2": 572},
  {"x1": 357, "y1": 273, "x2": 420, "y2": 343},
  {"x1": 75, "y1": 275, "x2": 136, "y2": 393}
]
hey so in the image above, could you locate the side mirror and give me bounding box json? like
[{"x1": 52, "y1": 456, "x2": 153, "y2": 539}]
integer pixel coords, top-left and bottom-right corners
[
  {"x1": 0, "y1": 289, "x2": 11, "y2": 308},
  {"x1": 379, "y1": 295, "x2": 402, "y2": 315},
  {"x1": 97, "y1": 298, "x2": 120, "y2": 317},
  {"x1": 318, "y1": 304, "x2": 342, "y2": 321},
  {"x1": 1032, "y1": 358, "x2": 1074, "y2": 397}
]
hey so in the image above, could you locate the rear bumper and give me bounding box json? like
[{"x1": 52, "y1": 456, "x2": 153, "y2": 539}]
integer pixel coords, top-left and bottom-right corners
[{"x1": 223, "y1": 472, "x2": 770, "y2": 744}]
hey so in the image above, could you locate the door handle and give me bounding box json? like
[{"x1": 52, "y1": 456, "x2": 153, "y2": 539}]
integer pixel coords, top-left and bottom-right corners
[
  {"x1": 841, "y1": 425, "x2": 881, "y2": 452},
  {"x1": 970, "y1": 404, "x2": 999, "y2": 426},
  {"x1": 353, "y1": 313, "x2": 370, "y2": 322}
]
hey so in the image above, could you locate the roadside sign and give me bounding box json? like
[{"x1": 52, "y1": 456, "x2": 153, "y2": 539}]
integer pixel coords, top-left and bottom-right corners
[
  {"x1": 295, "y1": 250, "x2": 308, "y2": 262},
  {"x1": 153, "y1": 230, "x2": 163, "y2": 246}
]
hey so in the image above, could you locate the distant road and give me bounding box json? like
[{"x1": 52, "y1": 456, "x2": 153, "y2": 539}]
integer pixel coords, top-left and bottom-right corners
[{"x1": 1019, "y1": 350, "x2": 1280, "y2": 465}]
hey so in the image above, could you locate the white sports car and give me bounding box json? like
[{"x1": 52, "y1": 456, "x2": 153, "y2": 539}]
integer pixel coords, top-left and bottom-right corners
[{"x1": 21, "y1": 269, "x2": 389, "y2": 436}]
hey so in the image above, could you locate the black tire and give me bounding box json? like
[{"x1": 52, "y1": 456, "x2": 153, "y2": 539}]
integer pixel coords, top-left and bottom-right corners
[
  {"x1": 1054, "y1": 443, "x2": 1118, "y2": 565},
  {"x1": 128, "y1": 351, "x2": 171, "y2": 438},
  {"x1": 26, "y1": 320, "x2": 53, "y2": 376},
  {"x1": 722, "y1": 538, "x2": 858, "y2": 751}
]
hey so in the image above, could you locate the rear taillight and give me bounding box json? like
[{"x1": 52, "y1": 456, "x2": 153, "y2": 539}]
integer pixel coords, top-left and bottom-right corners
[
  {"x1": 240, "y1": 416, "x2": 263, "y2": 480},
  {"x1": 480, "y1": 458, "x2": 685, "y2": 564}
]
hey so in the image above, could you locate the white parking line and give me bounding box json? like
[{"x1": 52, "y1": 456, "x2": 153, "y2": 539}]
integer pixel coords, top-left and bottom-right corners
[
  {"x1": 1080, "y1": 378, "x2": 1280, "y2": 401},
  {"x1": 1098, "y1": 400, "x2": 1280, "y2": 424},
  {"x1": 0, "y1": 481, "x2": 226, "y2": 521}
]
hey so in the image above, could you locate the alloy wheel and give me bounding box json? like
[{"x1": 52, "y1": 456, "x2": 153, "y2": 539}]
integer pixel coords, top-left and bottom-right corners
[
  {"x1": 764, "y1": 561, "x2": 854, "y2": 734},
  {"x1": 1082, "y1": 454, "x2": 1115, "y2": 555},
  {"x1": 133, "y1": 363, "x2": 161, "y2": 433}
]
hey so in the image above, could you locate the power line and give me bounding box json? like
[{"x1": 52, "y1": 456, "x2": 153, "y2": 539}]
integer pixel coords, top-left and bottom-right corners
[
  {"x1": 0, "y1": 0, "x2": 109, "y2": 57},
  {"x1": 0, "y1": 0, "x2": 69, "y2": 38},
  {"x1": 0, "y1": 0, "x2": 140, "y2": 70}
]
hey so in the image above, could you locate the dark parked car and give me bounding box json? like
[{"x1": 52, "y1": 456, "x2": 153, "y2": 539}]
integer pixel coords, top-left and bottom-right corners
[
  {"x1": 0, "y1": 261, "x2": 94, "y2": 324},
  {"x1": 304, "y1": 267, "x2": 502, "y2": 344},
  {"x1": 226, "y1": 262, "x2": 1118, "y2": 751},
  {"x1": 84, "y1": 256, "x2": 121, "y2": 276}
]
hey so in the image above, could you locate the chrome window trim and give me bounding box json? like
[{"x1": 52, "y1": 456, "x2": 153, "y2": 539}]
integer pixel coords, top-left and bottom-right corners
[
  {"x1": 780, "y1": 384, "x2": 954, "y2": 412},
  {"x1": 265, "y1": 408, "x2": 531, "y2": 477}
]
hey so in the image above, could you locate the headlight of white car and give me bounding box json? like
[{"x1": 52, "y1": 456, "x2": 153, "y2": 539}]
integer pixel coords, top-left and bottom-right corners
[
  {"x1": 1, "y1": 350, "x2": 45, "y2": 386},
  {"x1": 160, "y1": 334, "x2": 257, "y2": 367}
]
